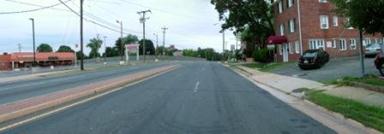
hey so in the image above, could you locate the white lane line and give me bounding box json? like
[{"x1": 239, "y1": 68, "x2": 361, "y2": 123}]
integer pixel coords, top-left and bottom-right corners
[{"x1": 193, "y1": 81, "x2": 200, "y2": 93}]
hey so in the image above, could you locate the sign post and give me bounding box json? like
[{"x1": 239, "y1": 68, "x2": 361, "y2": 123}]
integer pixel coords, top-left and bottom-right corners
[{"x1": 125, "y1": 44, "x2": 140, "y2": 64}]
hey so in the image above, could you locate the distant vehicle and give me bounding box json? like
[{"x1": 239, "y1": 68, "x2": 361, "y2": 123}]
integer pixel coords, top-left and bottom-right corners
[
  {"x1": 374, "y1": 48, "x2": 384, "y2": 76},
  {"x1": 298, "y1": 49, "x2": 330, "y2": 70},
  {"x1": 365, "y1": 43, "x2": 382, "y2": 57}
]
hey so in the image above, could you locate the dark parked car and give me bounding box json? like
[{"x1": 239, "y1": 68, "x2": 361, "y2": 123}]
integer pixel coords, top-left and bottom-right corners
[{"x1": 298, "y1": 49, "x2": 330, "y2": 70}]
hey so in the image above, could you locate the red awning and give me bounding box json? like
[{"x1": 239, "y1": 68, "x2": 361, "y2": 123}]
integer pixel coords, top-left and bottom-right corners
[{"x1": 267, "y1": 36, "x2": 288, "y2": 44}]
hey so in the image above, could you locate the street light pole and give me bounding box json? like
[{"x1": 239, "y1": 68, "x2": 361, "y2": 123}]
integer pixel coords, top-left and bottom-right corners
[
  {"x1": 103, "y1": 36, "x2": 107, "y2": 62},
  {"x1": 153, "y1": 33, "x2": 159, "y2": 56},
  {"x1": 116, "y1": 20, "x2": 124, "y2": 61},
  {"x1": 80, "y1": 0, "x2": 84, "y2": 71},
  {"x1": 359, "y1": 30, "x2": 366, "y2": 77},
  {"x1": 29, "y1": 18, "x2": 36, "y2": 66},
  {"x1": 138, "y1": 10, "x2": 151, "y2": 62}
]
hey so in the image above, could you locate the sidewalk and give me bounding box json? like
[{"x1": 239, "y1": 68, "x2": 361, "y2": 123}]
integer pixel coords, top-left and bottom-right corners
[{"x1": 235, "y1": 65, "x2": 384, "y2": 108}]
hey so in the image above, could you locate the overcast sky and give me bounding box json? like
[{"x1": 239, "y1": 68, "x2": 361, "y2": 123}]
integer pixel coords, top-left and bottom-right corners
[{"x1": 0, "y1": 0, "x2": 237, "y2": 54}]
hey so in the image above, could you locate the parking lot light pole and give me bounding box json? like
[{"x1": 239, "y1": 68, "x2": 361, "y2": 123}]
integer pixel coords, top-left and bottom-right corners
[
  {"x1": 116, "y1": 20, "x2": 124, "y2": 62},
  {"x1": 359, "y1": 30, "x2": 366, "y2": 77},
  {"x1": 29, "y1": 18, "x2": 36, "y2": 66}
]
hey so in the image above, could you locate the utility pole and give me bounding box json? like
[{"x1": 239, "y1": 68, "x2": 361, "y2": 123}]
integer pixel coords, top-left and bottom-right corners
[
  {"x1": 137, "y1": 10, "x2": 151, "y2": 62},
  {"x1": 29, "y1": 18, "x2": 36, "y2": 66},
  {"x1": 116, "y1": 20, "x2": 124, "y2": 61},
  {"x1": 161, "y1": 27, "x2": 168, "y2": 56},
  {"x1": 80, "y1": 0, "x2": 84, "y2": 71},
  {"x1": 153, "y1": 33, "x2": 159, "y2": 56}
]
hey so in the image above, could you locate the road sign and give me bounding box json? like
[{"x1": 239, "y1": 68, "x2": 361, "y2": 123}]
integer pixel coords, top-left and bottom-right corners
[{"x1": 125, "y1": 44, "x2": 140, "y2": 63}]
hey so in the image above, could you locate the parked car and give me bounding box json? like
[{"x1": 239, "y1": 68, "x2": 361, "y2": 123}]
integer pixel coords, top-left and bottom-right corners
[
  {"x1": 365, "y1": 43, "x2": 382, "y2": 57},
  {"x1": 298, "y1": 49, "x2": 330, "y2": 70},
  {"x1": 374, "y1": 47, "x2": 384, "y2": 76}
]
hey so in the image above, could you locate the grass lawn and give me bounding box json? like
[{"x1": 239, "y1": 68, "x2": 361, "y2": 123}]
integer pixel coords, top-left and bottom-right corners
[
  {"x1": 306, "y1": 90, "x2": 384, "y2": 132},
  {"x1": 326, "y1": 75, "x2": 384, "y2": 93},
  {"x1": 241, "y1": 62, "x2": 294, "y2": 72}
]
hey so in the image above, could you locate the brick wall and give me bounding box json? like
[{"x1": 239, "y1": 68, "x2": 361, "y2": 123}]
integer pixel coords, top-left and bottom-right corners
[{"x1": 274, "y1": 0, "x2": 383, "y2": 61}]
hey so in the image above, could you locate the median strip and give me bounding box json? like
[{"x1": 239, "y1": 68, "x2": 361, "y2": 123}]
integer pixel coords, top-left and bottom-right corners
[{"x1": 0, "y1": 65, "x2": 178, "y2": 125}]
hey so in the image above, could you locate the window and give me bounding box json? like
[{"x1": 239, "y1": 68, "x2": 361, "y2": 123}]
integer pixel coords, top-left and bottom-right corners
[
  {"x1": 319, "y1": 0, "x2": 327, "y2": 3},
  {"x1": 295, "y1": 41, "x2": 300, "y2": 54},
  {"x1": 320, "y1": 15, "x2": 329, "y2": 29},
  {"x1": 280, "y1": 24, "x2": 285, "y2": 36},
  {"x1": 289, "y1": 19, "x2": 295, "y2": 33},
  {"x1": 278, "y1": 1, "x2": 283, "y2": 13},
  {"x1": 346, "y1": 18, "x2": 354, "y2": 29},
  {"x1": 309, "y1": 39, "x2": 325, "y2": 50},
  {"x1": 332, "y1": 39, "x2": 337, "y2": 48},
  {"x1": 332, "y1": 16, "x2": 338, "y2": 27},
  {"x1": 350, "y1": 39, "x2": 357, "y2": 50},
  {"x1": 339, "y1": 39, "x2": 347, "y2": 50},
  {"x1": 289, "y1": 43, "x2": 294, "y2": 54},
  {"x1": 288, "y1": 0, "x2": 294, "y2": 8}
]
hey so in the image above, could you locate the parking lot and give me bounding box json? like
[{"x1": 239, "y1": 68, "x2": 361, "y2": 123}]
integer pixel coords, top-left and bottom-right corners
[{"x1": 269, "y1": 56, "x2": 380, "y2": 82}]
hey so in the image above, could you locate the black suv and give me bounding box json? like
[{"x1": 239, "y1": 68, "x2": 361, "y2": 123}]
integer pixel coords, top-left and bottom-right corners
[{"x1": 298, "y1": 49, "x2": 330, "y2": 70}]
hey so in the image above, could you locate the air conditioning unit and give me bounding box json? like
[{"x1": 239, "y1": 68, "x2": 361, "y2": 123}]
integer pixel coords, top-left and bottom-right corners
[{"x1": 321, "y1": 24, "x2": 328, "y2": 28}]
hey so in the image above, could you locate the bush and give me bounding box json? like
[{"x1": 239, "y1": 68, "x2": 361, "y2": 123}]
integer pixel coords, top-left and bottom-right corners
[{"x1": 252, "y1": 48, "x2": 273, "y2": 63}]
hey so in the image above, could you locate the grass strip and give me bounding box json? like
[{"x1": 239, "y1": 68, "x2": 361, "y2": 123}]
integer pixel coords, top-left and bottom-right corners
[{"x1": 306, "y1": 90, "x2": 384, "y2": 132}]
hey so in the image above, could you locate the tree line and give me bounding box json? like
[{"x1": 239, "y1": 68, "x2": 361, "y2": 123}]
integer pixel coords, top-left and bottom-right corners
[{"x1": 34, "y1": 34, "x2": 165, "y2": 60}]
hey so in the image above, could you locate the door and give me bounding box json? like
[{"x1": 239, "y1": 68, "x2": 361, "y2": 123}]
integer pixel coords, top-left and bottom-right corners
[{"x1": 283, "y1": 44, "x2": 289, "y2": 62}]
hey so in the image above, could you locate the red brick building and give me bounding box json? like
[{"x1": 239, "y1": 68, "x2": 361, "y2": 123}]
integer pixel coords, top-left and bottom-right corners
[
  {"x1": 271, "y1": 0, "x2": 383, "y2": 62},
  {"x1": 0, "y1": 52, "x2": 75, "y2": 71}
]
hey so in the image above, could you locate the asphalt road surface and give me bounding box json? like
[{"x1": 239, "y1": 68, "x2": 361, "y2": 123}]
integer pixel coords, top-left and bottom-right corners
[
  {"x1": 271, "y1": 57, "x2": 380, "y2": 81},
  {"x1": 3, "y1": 61, "x2": 335, "y2": 134},
  {"x1": 0, "y1": 62, "x2": 171, "y2": 104}
]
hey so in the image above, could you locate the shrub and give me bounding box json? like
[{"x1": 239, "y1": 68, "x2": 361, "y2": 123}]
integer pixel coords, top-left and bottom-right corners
[{"x1": 252, "y1": 48, "x2": 273, "y2": 63}]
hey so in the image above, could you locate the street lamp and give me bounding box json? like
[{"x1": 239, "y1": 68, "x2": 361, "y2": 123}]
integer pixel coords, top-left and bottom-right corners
[
  {"x1": 116, "y1": 20, "x2": 124, "y2": 61},
  {"x1": 29, "y1": 18, "x2": 36, "y2": 66},
  {"x1": 103, "y1": 36, "x2": 107, "y2": 62},
  {"x1": 153, "y1": 33, "x2": 159, "y2": 56}
]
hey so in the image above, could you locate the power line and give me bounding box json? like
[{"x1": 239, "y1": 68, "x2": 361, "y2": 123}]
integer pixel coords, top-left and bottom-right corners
[
  {"x1": 57, "y1": 0, "x2": 129, "y2": 34},
  {"x1": 68, "y1": 0, "x2": 141, "y2": 34},
  {"x1": 0, "y1": 0, "x2": 71, "y2": 15}
]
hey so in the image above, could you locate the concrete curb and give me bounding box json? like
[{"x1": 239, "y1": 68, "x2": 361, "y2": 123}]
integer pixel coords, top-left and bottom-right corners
[
  {"x1": 224, "y1": 63, "x2": 381, "y2": 134},
  {"x1": 0, "y1": 65, "x2": 178, "y2": 124}
]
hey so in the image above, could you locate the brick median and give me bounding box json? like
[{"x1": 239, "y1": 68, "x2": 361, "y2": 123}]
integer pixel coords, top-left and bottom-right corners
[{"x1": 0, "y1": 65, "x2": 177, "y2": 123}]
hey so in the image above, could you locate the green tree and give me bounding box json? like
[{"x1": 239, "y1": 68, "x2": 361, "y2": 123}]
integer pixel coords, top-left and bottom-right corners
[
  {"x1": 57, "y1": 45, "x2": 74, "y2": 52},
  {"x1": 330, "y1": 0, "x2": 384, "y2": 35},
  {"x1": 104, "y1": 47, "x2": 119, "y2": 57},
  {"x1": 87, "y1": 37, "x2": 102, "y2": 58},
  {"x1": 76, "y1": 51, "x2": 86, "y2": 60},
  {"x1": 211, "y1": 0, "x2": 274, "y2": 56},
  {"x1": 115, "y1": 34, "x2": 139, "y2": 56},
  {"x1": 37, "y1": 43, "x2": 53, "y2": 52},
  {"x1": 138, "y1": 39, "x2": 155, "y2": 55}
]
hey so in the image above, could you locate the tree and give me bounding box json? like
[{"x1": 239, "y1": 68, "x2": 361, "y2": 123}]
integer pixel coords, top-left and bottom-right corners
[
  {"x1": 211, "y1": 0, "x2": 275, "y2": 56},
  {"x1": 138, "y1": 39, "x2": 155, "y2": 55},
  {"x1": 104, "y1": 47, "x2": 119, "y2": 57},
  {"x1": 330, "y1": 0, "x2": 384, "y2": 35},
  {"x1": 57, "y1": 45, "x2": 74, "y2": 52},
  {"x1": 115, "y1": 34, "x2": 139, "y2": 56},
  {"x1": 37, "y1": 43, "x2": 53, "y2": 52},
  {"x1": 76, "y1": 51, "x2": 86, "y2": 60},
  {"x1": 87, "y1": 37, "x2": 102, "y2": 58}
]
